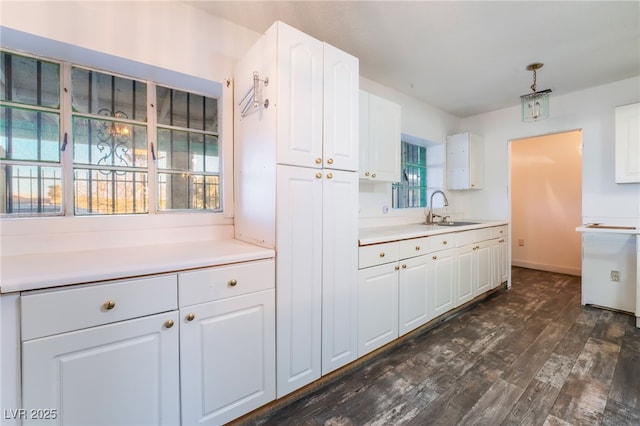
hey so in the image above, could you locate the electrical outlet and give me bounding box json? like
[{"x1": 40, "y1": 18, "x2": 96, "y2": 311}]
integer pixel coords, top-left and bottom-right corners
[
  {"x1": 610, "y1": 270, "x2": 620, "y2": 282},
  {"x1": 518, "y1": 239, "x2": 525, "y2": 247}
]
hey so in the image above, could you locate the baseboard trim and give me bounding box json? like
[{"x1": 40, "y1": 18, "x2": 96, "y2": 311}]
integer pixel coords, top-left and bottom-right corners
[{"x1": 511, "y1": 260, "x2": 581, "y2": 276}]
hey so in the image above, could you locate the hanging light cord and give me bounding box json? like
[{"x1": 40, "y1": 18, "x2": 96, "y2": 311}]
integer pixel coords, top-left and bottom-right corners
[{"x1": 531, "y1": 69, "x2": 537, "y2": 93}]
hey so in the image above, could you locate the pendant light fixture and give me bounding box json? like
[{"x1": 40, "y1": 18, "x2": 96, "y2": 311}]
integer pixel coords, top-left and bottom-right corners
[{"x1": 521, "y1": 63, "x2": 552, "y2": 122}]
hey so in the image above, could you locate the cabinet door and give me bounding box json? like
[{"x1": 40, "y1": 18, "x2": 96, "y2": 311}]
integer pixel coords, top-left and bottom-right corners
[
  {"x1": 455, "y1": 244, "x2": 475, "y2": 306},
  {"x1": 322, "y1": 170, "x2": 359, "y2": 374},
  {"x1": 276, "y1": 165, "x2": 323, "y2": 397},
  {"x1": 368, "y1": 94, "x2": 401, "y2": 182},
  {"x1": 615, "y1": 102, "x2": 640, "y2": 183},
  {"x1": 179, "y1": 290, "x2": 275, "y2": 426},
  {"x1": 358, "y1": 263, "x2": 399, "y2": 357},
  {"x1": 431, "y1": 248, "x2": 455, "y2": 317},
  {"x1": 476, "y1": 240, "x2": 493, "y2": 295},
  {"x1": 359, "y1": 91, "x2": 371, "y2": 179},
  {"x1": 497, "y1": 237, "x2": 509, "y2": 286},
  {"x1": 323, "y1": 43, "x2": 359, "y2": 172},
  {"x1": 399, "y1": 255, "x2": 431, "y2": 336},
  {"x1": 276, "y1": 22, "x2": 324, "y2": 168},
  {"x1": 22, "y1": 312, "x2": 179, "y2": 426}
]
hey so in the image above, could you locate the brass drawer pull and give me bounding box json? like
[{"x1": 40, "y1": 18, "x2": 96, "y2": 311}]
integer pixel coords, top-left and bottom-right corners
[
  {"x1": 185, "y1": 313, "x2": 195, "y2": 322},
  {"x1": 379, "y1": 252, "x2": 385, "y2": 258},
  {"x1": 315, "y1": 157, "x2": 322, "y2": 164},
  {"x1": 432, "y1": 255, "x2": 437, "y2": 260},
  {"x1": 316, "y1": 172, "x2": 322, "y2": 179},
  {"x1": 228, "y1": 279, "x2": 238, "y2": 287},
  {"x1": 327, "y1": 173, "x2": 333, "y2": 179},
  {"x1": 402, "y1": 264, "x2": 407, "y2": 269},
  {"x1": 371, "y1": 173, "x2": 377, "y2": 178},
  {"x1": 394, "y1": 265, "x2": 400, "y2": 271},
  {"x1": 327, "y1": 158, "x2": 334, "y2": 164},
  {"x1": 442, "y1": 240, "x2": 448, "y2": 245},
  {"x1": 415, "y1": 245, "x2": 421, "y2": 251},
  {"x1": 103, "y1": 300, "x2": 116, "y2": 310},
  {"x1": 164, "y1": 319, "x2": 175, "y2": 329}
]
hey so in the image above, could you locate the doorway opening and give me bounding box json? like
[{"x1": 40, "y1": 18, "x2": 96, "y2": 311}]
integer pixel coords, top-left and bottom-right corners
[{"x1": 510, "y1": 130, "x2": 583, "y2": 276}]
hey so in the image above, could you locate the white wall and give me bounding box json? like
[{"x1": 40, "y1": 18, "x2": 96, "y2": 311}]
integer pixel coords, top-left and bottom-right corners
[
  {"x1": 460, "y1": 76, "x2": 640, "y2": 225},
  {"x1": 0, "y1": 1, "x2": 263, "y2": 254}
]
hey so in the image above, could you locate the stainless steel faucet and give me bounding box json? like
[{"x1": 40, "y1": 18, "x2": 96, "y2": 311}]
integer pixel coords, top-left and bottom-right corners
[{"x1": 425, "y1": 190, "x2": 449, "y2": 224}]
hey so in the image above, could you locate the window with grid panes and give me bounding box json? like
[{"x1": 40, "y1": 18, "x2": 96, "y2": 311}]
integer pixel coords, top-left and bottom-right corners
[
  {"x1": 0, "y1": 50, "x2": 221, "y2": 217},
  {"x1": 392, "y1": 141, "x2": 427, "y2": 208},
  {"x1": 0, "y1": 52, "x2": 62, "y2": 215}
]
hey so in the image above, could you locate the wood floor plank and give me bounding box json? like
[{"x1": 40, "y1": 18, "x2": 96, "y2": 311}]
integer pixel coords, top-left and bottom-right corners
[
  {"x1": 502, "y1": 379, "x2": 562, "y2": 426},
  {"x1": 237, "y1": 268, "x2": 637, "y2": 426},
  {"x1": 458, "y1": 378, "x2": 524, "y2": 425}
]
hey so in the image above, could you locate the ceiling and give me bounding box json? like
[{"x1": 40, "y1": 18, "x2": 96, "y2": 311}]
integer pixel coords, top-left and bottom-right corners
[{"x1": 185, "y1": 1, "x2": 639, "y2": 118}]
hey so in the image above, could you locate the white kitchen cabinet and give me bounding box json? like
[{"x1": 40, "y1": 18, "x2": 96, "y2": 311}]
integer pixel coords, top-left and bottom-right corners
[
  {"x1": 615, "y1": 102, "x2": 640, "y2": 183},
  {"x1": 263, "y1": 21, "x2": 358, "y2": 171},
  {"x1": 234, "y1": 21, "x2": 359, "y2": 398},
  {"x1": 446, "y1": 132, "x2": 483, "y2": 190},
  {"x1": 491, "y1": 226, "x2": 509, "y2": 288},
  {"x1": 359, "y1": 90, "x2": 401, "y2": 182},
  {"x1": 358, "y1": 262, "x2": 399, "y2": 356},
  {"x1": 21, "y1": 276, "x2": 180, "y2": 426},
  {"x1": 455, "y1": 229, "x2": 495, "y2": 306},
  {"x1": 398, "y1": 255, "x2": 431, "y2": 336},
  {"x1": 322, "y1": 169, "x2": 359, "y2": 374},
  {"x1": 178, "y1": 260, "x2": 275, "y2": 426},
  {"x1": 429, "y1": 247, "x2": 456, "y2": 317}
]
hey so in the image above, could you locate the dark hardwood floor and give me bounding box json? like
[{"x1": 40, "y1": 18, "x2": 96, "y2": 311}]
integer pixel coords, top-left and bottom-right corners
[{"x1": 240, "y1": 267, "x2": 640, "y2": 426}]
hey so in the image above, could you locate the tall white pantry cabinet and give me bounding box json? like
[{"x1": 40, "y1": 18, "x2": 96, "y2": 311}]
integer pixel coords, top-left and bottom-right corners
[{"x1": 234, "y1": 21, "x2": 360, "y2": 398}]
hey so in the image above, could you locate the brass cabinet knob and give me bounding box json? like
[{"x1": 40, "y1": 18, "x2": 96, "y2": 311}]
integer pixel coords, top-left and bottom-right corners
[
  {"x1": 327, "y1": 158, "x2": 334, "y2": 164},
  {"x1": 371, "y1": 173, "x2": 377, "y2": 178},
  {"x1": 415, "y1": 245, "x2": 420, "y2": 251},
  {"x1": 432, "y1": 255, "x2": 437, "y2": 260},
  {"x1": 315, "y1": 158, "x2": 322, "y2": 164},
  {"x1": 402, "y1": 264, "x2": 407, "y2": 269},
  {"x1": 443, "y1": 240, "x2": 448, "y2": 245},
  {"x1": 326, "y1": 173, "x2": 333, "y2": 179},
  {"x1": 499, "y1": 239, "x2": 505, "y2": 243},
  {"x1": 365, "y1": 171, "x2": 370, "y2": 177},
  {"x1": 316, "y1": 172, "x2": 322, "y2": 179},
  {"x1": 103, "y1": 300, "x2": 116, "y2": 310},
  {"x1": 379, "y1": 252, "x2": 385, "y2": 257},
  {"x1": 228, "y1": 279, "x2": 238, "y2": 287},
  {"x1": 394, "y1": 265, "x2": 400, "y2": 270},
  {"x1": 185, "y1": 313, "x2": 195, "y2": 322},
  {"x1": 164, "y1": 319, "x2": 174, "y2": 329}
]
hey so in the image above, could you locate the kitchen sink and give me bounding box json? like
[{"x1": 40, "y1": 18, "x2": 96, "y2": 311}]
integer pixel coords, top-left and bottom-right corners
[{"x1": 437, "y1": 221, "x2": 480, "y2": 227}]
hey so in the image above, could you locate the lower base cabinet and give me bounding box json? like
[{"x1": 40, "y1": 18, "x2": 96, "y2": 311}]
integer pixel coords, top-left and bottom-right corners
[
  {"x1": 179, "y1": 289, "x2": 275, "y2": 425},
  {"x1": 358, "y1": 263, "x2": 399, "y2": 356},
  {"x1": 19, "y1": 259, "x2": 276, "y2": 426},
  {"x1": 22, "y1": 311, "x2": 180, "y2": 426}
]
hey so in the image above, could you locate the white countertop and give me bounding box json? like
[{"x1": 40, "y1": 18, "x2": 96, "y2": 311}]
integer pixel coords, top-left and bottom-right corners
[
  {"x1": 0, "y1": 239, "x2": 274, "y2": 293},
  {"x1": 359, "y1": 220, "x2": 509, "y2": 246},
  {"x1": 576, "y1": 223, "x2": 639, "y2": 234}
]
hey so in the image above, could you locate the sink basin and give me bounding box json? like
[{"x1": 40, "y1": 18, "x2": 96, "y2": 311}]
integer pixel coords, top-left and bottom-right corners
[{"x1": 437, "y1": 221, "x2": 480, "y2": 227}]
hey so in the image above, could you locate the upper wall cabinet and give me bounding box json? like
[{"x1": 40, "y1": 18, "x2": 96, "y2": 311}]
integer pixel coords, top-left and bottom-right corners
[
  {"x1": 274, "y1": 23, "x2": 359, "y2": 171},
  {"x1": 615, "y1": 102, "x2": 640, "y2": 183},
  {"x1": 446, "y1": 132, "x2": 483, "y2": 190},
  {"x1": 359, "y1": 90, "x2": 401, "y2": 182}
]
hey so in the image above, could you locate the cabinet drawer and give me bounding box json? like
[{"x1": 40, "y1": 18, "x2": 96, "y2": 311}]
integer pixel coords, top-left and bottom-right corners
[
  {"x1": 359, "y1": 242, "x2": 400, "y2": 268},
  {"x1": 490, "y1": 225, "x2": 508, "y2": 239},
  {"x1": 456, "y1": 228, "x2": 491, "y2": 247},
  {"x1": 21, "y1": 274, "x2": 177, "y2": 341},
  {"x1": 178, "y1": 260, "x2": 275, "y2": 307},
  {"x1": 399, "y1": 237, "x2": 431, "y2": 259},
  {"x1": 430, "y1": 233, "x2": 454, "y2": 251}
]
